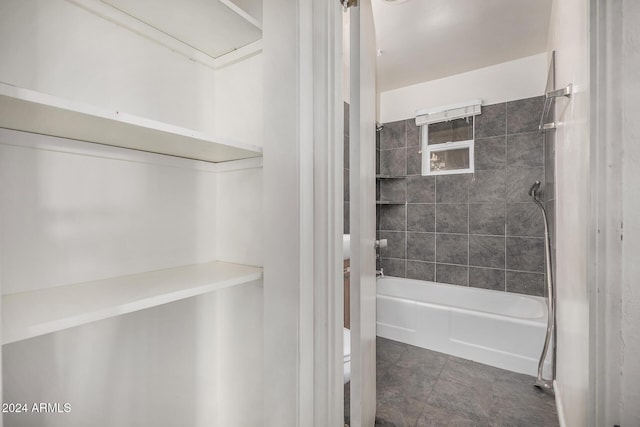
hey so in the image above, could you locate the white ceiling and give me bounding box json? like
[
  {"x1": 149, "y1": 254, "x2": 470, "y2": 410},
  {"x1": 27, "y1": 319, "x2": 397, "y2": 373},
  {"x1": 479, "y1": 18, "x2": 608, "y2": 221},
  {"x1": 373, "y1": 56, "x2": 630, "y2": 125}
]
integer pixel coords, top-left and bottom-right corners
[
  {"x1": 102, "y1": 0, "x2": 262, "y2": 58},
  {"x1": 372, "y1": 0, "x2": 553, "y2": 92}
]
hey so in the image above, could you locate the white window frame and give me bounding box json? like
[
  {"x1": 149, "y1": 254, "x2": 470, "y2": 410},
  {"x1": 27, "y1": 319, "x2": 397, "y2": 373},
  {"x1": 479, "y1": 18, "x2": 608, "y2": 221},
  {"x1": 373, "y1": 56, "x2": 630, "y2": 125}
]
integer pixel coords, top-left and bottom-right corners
[
  {"x1": 421, "y1": 123, "x2": 475, "y2": 176},
  {"x1": 416, "y1": 100, "x2": 480, "y2": 177}
]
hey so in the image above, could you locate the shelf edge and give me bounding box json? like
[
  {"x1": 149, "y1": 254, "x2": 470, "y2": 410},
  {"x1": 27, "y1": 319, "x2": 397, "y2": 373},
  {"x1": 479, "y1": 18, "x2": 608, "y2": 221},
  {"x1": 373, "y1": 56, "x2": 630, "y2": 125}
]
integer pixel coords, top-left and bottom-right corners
[
  {"x1": 0, "y1": 82, "x2": 262, "y2": 163},
  {"x1": 2, "y1": 264, "x2": 263, "y2": 345}
]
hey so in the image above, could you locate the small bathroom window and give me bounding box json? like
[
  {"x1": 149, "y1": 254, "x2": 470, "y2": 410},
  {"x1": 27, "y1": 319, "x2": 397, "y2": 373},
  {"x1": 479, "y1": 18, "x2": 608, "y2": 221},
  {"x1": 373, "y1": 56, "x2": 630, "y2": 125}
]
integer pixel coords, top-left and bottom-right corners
[
  {"x1": 416, "y1": 101, "x2": 481, "y2": 176},
  {"x1": 420, "y1": 116, "x2": 475, "y2": 176},
  {"x1": 424, "y1": 139, "x2": 474, "y2": 175}
]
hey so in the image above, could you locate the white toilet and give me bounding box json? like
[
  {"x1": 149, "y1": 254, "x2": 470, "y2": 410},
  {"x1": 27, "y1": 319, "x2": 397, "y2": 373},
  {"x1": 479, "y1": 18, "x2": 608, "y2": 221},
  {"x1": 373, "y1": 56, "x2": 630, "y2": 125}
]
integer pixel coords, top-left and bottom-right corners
[{"x1": 343, "y1": 328, "x2": 351, "y2": 384}]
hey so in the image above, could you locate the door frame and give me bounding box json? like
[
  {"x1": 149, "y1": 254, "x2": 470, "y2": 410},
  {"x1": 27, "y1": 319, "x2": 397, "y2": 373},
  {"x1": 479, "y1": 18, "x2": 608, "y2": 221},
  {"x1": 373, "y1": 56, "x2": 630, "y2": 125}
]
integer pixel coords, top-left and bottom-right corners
[
  {"x1": 262, "y1": 0, "x2": 345, "y2": 425},
  {"x1": 349, "y1": 0, "x2": 378, "y2": 425}
]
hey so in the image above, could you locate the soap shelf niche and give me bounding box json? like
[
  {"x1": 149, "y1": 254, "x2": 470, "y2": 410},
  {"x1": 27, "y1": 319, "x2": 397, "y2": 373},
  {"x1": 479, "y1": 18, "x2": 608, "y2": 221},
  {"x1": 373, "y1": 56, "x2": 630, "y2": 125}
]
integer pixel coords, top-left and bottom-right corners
[{"x1": 376, "y1": 175, "x2": 406, "y2": 179}]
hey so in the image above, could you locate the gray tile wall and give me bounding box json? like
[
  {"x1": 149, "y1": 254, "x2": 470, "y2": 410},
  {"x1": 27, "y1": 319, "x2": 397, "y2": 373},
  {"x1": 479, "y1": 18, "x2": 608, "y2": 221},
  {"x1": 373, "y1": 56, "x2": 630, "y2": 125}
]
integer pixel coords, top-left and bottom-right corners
[
  {"x1": 543, "y1": 121, "x2": 556, "y2": 292},
  {"x1": 344, "y1": 102, "x2": 350, "y2": 234},
  {"x1": 377, "y1": 96, "x2": 549, "y2": 296}
]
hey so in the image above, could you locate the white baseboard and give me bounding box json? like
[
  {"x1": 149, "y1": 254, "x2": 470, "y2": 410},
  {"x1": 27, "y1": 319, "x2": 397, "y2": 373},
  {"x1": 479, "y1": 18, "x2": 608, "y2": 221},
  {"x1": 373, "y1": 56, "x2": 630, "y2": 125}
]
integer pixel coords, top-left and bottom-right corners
[{"x1": 553, "y1": 380, "x2": 567, "y2": 427}]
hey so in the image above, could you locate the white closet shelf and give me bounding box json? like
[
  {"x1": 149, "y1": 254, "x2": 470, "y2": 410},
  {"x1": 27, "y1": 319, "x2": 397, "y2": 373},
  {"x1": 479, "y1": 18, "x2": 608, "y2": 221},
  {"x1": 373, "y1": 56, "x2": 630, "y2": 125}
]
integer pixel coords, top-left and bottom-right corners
[
  {"x1": 0, "y1": 82, "x2": 262, "y2": 163},
  {"x1": 2, "y1": 261, "x2": 263, "y2": 345}
]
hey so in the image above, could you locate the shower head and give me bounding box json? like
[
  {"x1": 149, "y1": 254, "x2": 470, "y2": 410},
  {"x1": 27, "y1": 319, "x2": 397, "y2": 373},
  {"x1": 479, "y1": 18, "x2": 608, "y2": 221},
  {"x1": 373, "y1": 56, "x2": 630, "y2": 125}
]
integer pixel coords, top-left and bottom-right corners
[{"x1": 528, "y1": 181, "x2": 541, "y2": 199}]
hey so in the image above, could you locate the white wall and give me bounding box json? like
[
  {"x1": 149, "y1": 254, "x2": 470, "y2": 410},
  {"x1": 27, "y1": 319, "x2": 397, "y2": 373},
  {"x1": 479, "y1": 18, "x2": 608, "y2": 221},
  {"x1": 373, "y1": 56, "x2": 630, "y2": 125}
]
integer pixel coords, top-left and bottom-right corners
[
  {"x1": 0, "y1": 0, "x2": 218, "y2": 135},
  {"x1": 0, "y1": 131, "x2": 218, "y2": 294},
  {"x1": 546, "y1": 0, "x2": 591, "y2": 424},
  {"x1": 619, "y1": 0, "x2": 640, "y2": 423},
  {"x1": 0, "y1": 0, "x2": 264, "y2": 147},
  {"x1": 3, "y1": 294, "x2": 219, "y2": 427},
  {"x1": 0, "y1": 0, "x2": 265, "y2": 424},
  {"x1": 378, "y1": 53, "x2": 547, "y2": 122},
  {"x1": 0, "y1": 132, "x2": 264, "y2": 426},
  {"x1": 213, "y1": 53, "x2": 264, "y2": 146},
  {"x1": 216, "y1": 163, "x2": 264, "y2": 267},
  {"x1": 3, "y1": 280, "x2": 264, "y2": 427}
]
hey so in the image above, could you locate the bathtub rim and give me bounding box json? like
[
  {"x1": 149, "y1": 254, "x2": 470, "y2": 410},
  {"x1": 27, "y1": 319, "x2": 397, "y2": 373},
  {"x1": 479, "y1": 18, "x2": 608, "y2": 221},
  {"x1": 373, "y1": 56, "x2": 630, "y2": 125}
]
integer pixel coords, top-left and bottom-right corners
[{"x1": 376, "y1": 275, "x2": 548, "y2": 323}]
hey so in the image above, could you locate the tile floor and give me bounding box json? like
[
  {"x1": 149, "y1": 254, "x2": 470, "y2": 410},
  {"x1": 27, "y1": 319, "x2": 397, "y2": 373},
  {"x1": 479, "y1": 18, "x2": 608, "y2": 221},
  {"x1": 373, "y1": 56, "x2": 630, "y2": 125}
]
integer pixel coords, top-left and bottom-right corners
[{"x1": 345, "y1": 337, "x2": 559, "y2": 427}]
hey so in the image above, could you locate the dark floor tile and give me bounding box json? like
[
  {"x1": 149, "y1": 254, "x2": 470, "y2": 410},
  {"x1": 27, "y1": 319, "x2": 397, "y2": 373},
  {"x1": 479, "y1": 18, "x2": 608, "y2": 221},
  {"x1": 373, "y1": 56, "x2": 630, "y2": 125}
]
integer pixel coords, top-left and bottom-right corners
[
  {"x1": 489, "y1": 406, "x2": 549, "y2": 427},
  {"x1": 375, "y1": 394, "x2": 426, "y2": 427},
  {"x1": 426, "y1": 378, "x2": 492, "y2": 422},
  {"x1": 373, "y1": 340, "x2": 559, "y2": 427},
  {"x1": 489, "y1": 376, "x2": 558, "y2": 426},
  {"x1": 378, "y1": 364, "x2": 438, "y2": 402},
  {"x1": 396, "y1": 344, "x2": 448, "y2": 374},
  {"x1": 440, "y1": 357, "x2": 501, "y2": 388},
  {"x1": 377, "y1": 337, "x2": 409, "y2": 372},
  {"x1": 417, "y1": 404, "x2": 484, "y2": 426}
]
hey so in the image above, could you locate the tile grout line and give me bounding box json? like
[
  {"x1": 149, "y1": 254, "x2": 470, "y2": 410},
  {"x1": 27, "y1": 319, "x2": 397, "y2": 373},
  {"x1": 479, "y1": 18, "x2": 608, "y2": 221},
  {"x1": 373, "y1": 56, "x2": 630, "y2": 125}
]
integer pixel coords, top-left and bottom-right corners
[
  {"x1": 434, "y1": 176, "x2": 438, "y2": 282},
  {"x1": 468, "y1": 173, "x2": 471, "y2": 288},
  {"x1": 404, "y1": 120, "x2": 408, "y2": 278},
  {"x1": 503, "y1": 104, "x2": 509, "y2": 293}
]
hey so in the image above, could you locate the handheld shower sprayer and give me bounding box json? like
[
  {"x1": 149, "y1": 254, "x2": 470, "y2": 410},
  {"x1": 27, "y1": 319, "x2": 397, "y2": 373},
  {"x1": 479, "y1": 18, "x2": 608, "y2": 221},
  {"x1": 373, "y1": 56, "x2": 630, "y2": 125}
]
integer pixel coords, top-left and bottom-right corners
[
  {"x1": 528, "y1": 181, "x2": 541, "y2": 199},
  {"x1": 528, "y1": 180, "x2": 556, "y2": 393}
]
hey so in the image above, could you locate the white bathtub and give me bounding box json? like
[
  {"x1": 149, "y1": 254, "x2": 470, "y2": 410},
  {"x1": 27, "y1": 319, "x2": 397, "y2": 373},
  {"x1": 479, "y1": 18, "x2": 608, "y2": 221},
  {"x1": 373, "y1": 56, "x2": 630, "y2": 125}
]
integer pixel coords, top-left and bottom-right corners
[{"x1": 376, "y1": 277, "x2": 552, "y2": 377}]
